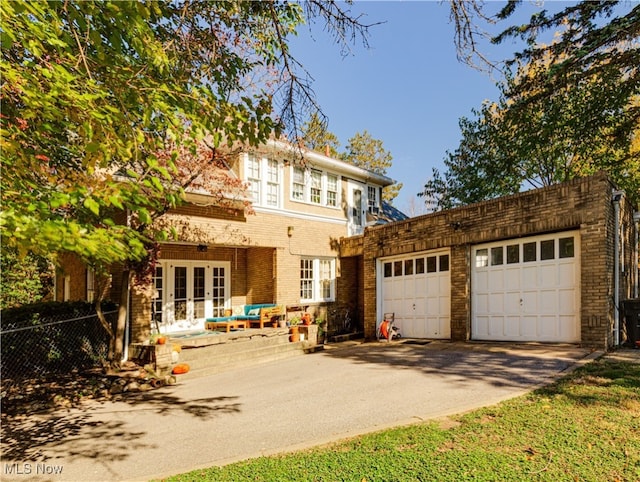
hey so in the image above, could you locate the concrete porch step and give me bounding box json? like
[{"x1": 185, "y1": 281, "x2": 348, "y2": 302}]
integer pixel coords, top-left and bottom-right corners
[{"x1": 173, "y1": 331, "x2": 311, "y2": 380}]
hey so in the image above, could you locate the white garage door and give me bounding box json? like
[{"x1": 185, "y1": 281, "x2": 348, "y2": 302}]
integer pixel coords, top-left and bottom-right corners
[
  {"x1": 471, "y1": 232, "x2": 580, "y2": 343},
  {"x1": 380, "y1": 249, "x2": 451, "y2": 339}
]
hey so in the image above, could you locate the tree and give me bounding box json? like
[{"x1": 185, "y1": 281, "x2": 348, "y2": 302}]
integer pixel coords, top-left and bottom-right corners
[
  {"x1": 429, "y1": 0, "x2": 640, "y2": 209},
  {"x1": 300, "y1": 112, "x2": 341, "y2": 157},
  {"x1": 0, "y1": 247, "x2": 54, "y2": 310},
  {"x1": 344, "y1": 130, "x2": 402, "y2": 203},
  {"x1": 1, "y1": 0, "x2": 373, "y2": 365}
]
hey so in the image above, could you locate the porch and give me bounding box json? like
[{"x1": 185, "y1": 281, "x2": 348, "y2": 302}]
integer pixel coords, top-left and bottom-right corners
[{"x1": 129, "y1": 326, "x2": 325, "y2": 379}]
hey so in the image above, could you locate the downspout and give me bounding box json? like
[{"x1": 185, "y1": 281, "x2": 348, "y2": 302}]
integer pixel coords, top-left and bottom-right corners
[{"x1": 612, "y1": 191, "x2": 624, "y2": 347}]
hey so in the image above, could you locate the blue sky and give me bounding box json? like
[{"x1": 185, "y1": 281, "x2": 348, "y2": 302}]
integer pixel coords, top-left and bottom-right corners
[{"x1": 288, "y1": 1, "x2": 537, "y2": 214}]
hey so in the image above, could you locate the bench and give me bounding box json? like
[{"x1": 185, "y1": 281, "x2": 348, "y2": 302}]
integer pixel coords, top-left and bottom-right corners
[{"x1": 204, "y1": 304, "x2": 283, "y2": 331}]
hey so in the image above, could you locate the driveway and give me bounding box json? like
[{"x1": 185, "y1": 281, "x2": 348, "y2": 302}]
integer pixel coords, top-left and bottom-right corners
[{"x1": 1, "y1": 341, "x2": 593, "y2": 481}]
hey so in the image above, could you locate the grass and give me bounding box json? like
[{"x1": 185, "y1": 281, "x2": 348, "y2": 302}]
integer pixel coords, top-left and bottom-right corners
[{"x1": 160, "y1": 358, "x2": 640, "y2": 481}]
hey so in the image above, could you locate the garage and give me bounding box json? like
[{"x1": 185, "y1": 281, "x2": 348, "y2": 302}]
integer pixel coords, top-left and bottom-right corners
[
  {"x1": 379, "y1": 249, "x2": 451, "y2": 339},
  {"x1": 471, "y1": 231, "x2": 580, "y2": 342}
]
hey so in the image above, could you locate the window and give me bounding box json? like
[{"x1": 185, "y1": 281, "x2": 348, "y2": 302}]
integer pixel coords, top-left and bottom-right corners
[
  {"x1": 559, "y1": 237, "x2": 575, "y2": 258},
  {"x1": 266, "y1": 159, "x2": 279, "y2": 207},
  {"x1": 153, "y1": 266, "x2": 163, "y2": 324},
  {"x1": 507, "y1": 244, "x2": 519, "y2": 264},
  {"x1": 523, "y1": 242, "x2": 536, "y2": 262},
  {"x1": 326, "y1": 174, "x2": 338, "y2": 207},
  {"x1": 86, "y1": 268, "x2": 95, "y2": 302},
  {"x1": 384, "y1": 262, "x2": 392, "y2": 278},
  {"x1": 247, "y1": 154, "x2": 261, "y2": 203},
  {"x1": 300, "y1": 258, "x2": 335, "y2": 302},
  {"x1": 368, "y1": 185, "x2": 379, "y2": 213},
  {"x1": 475, "y1": 249, "x2": 489, "y2": 268},
  {"x1": 540, "y1": 240, "x2": 555, "y2": 260},
  {"x1": 404, "y1": 259, "x2": 414, "y2": 275},
  {"x1": 310, "y1": 169, "x2": 322, "y2": 204},
  {"x1": 416, "y1": 257, "x2": 425, "y2": 274},
  {"x1": 427, "y1": 256, "x2": 437, "y2": 272},
  {"x1": 491, "y1": 247, "x2": 503, "y2": 266},
  {"x1": 290, "y1": 167, "x2": 341, "y2": 207},
  {"x1": 394, "y1": 260, "x2": 403, "y2": 276},
  {"x1": 439, "y1": 254, "x2": 450, "y2": 272},
  {"x1": 292, "y1": 167, "x2": 305, "y2": 201},
  {"x1": 246, "y1": 154, "x2": 281, "y2": 207}
]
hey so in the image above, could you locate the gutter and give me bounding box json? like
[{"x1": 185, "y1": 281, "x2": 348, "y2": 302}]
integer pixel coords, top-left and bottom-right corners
[{"x1": 265, "y1": 139, "x2": 396, "y2": 187}]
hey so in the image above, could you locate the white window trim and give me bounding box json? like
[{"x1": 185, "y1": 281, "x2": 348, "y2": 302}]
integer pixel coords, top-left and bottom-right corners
[
  {"x1": 246, "y1": 153, "x2": 283, "y2": 208},
  {"x1": 290, "y1": 166, "x2": 341, "y2": 209},
  {"x1": 367, "y1": 185, "x2": 380, "y2": 214},
  {"x1": 300, "y1": 257, "x2": 336, "y2": 303}
]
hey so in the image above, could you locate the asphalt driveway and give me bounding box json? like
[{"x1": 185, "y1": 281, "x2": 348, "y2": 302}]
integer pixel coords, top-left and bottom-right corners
[{"x1": 1, "y1": 340, "x2": 593, "y2": 482}]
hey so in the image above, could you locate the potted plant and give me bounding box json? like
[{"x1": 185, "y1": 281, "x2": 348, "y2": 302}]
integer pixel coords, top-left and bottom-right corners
[
  {"x1": 315, "y1": 316, "x2": 326, "y2": 344},
  {"x1": 289, "y1": 316, "x2": 301, "y2": 342}
]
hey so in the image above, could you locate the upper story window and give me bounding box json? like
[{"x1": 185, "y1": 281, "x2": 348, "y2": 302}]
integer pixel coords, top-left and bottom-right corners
[
  {"x1": 326, "y1": 174, "x2": 338, "y2": 207},
  {"x1": 246, "y1": 154, "x2": 281, "y2": 208},
  {"x1": 368, "y1": 185, "x2": 380, "y2": 213},
  {"x1": 290, "y1": 166, "x2": 340, "y2": 208}
]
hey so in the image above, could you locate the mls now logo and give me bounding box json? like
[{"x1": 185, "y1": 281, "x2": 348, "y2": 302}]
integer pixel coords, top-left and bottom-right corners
[{"x1": 4, "y1": 462, "x2": 63, "y2": 475}]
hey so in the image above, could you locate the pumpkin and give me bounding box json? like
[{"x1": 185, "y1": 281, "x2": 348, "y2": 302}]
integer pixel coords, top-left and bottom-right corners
[
  {"x1": 156, "y1": 336, "x2": 167, "y2": 345},
  {"x1": 172, "y1": 363, "x2": 190, "y2": 375}
]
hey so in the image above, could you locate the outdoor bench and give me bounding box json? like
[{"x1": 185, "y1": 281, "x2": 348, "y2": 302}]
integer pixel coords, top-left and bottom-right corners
[{"x1": 204, "y1": 304, "x2": 283, "y2": 331}]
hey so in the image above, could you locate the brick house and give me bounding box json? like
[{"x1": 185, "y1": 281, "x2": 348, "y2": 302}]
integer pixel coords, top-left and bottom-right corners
[
  {"x1": 55, "y1": 139, "x2": 400, "y2": 342},
  {"x1": 341, "y1": 172, "x2": 638, "y2": 350},
  {"x1": 57, "y1": 159, "x2": 637, "y2": 350}
]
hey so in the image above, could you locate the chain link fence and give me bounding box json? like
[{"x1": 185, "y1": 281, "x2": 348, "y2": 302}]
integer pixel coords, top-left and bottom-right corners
[{"x1": 1, "y1": 306, "x2": 116, "y2": 387}]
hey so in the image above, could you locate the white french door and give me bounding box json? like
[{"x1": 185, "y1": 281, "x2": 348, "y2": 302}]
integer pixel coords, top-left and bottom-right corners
[{"x1": 154, "y1": 261, "x2": 229, "y2": 332}]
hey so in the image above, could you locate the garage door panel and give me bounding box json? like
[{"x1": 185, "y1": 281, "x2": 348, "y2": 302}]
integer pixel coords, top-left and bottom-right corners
[
  {"x1": 559, "y1": 289, "x2": 577, "y2": 313},
  {"x1": 522, "y1": 266, "x2": 538, "y2": 288},
  {"x1": 558, "y1": 263, "x2": 575, "y2": 286},
  {"x1": 476, "y1": 293, "x2": 489, "y2": 313},
  {"x1": 505, "y1": 292, "x2": 521, "y2": 313},
  {"x1": 489, "y1": 317, "x2": 504, "y2": 337},
  {"x1": 489, "y1": 270, "x2": 504, "y2": 290},
  {"x1": 522, "y1": 291, "x2": 538, "y2": 313},
  {"x1": 538, "y1": 290, "x2": 558, "y2": 313},
  {"x1": 474, "y1": 316, "x2": 489, "y2": 338},
  {"x1": 559, "y1": 315, "x2": 579, "y2": 340},
  {"x1": 539, "y1": 316, "x2": 559, "y2": 338},
  {"x1": 505, "y1": 268, "x2": 521, "y2": 289},
  {"x1": 539, "y1": 264, "x2": 557, "y2": 285},
  {"x1": 521, "y1": 317, "x2": 538, "y2": 337},
  {"x1": 505, "y1": 317, "x2": 520, "y2": 337},
  {"x1": 489, "y1": 293, "x2": 504, "y2": 313},
  {"x1": 475, "y1": 270, "x2": 489, "y2": 291},
  {"x1": 472, "y1": 231, "x2": 580, "y2": 343}
]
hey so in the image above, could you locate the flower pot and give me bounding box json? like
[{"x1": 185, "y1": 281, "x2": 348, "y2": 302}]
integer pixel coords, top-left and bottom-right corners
[
  {"x1": 289, "y1": 325, "x2": 300, "y2": 342},
  {"x1": 302, "y1": 313, "x2": 311, "y2": 325}
]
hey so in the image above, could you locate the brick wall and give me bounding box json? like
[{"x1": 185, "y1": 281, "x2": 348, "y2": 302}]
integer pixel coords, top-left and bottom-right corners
[{"x1": 354, "y1": 173, "x2": 637, "y2": 349}]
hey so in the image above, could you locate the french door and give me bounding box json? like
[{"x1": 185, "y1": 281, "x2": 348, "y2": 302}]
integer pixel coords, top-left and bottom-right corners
[{"x1": 154, "y1": 261, "x2": 229, "y2": 332}]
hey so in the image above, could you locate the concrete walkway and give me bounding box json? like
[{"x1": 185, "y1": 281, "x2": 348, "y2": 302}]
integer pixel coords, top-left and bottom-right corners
[{"x1": 1, "y1": 341, "x2": 614, "y2": 481}]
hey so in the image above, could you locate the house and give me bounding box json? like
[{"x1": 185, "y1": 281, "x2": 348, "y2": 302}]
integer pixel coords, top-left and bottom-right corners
[
  {"x1": 341, "y1": 172, "x2": 638, "y2": 350},
  {"x1": 55, "y1": 139, "x2": 397, "y2": 342},
  {"x1": 56, "y1": 158, "x2": 637, "y2": 351}
]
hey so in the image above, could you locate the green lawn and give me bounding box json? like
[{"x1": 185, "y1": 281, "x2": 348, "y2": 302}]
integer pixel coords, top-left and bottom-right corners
[{"x1": 161, "y1": 358, "x2": 640, "y2": 481}]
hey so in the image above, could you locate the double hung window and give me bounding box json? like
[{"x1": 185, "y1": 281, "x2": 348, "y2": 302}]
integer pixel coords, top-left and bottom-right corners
[{"x1": 300, "y1": 257, "x2": 336, "y2": 302}]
